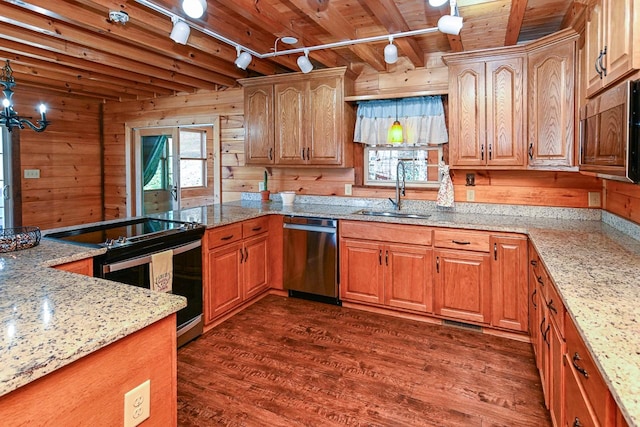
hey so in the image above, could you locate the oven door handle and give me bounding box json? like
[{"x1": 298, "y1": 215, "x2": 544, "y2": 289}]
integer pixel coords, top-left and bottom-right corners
[{"x1": 102, "y1": 239, "x2": 202, "y2": 275}]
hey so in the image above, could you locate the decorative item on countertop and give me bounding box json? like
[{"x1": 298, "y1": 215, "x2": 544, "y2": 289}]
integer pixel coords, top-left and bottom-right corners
[
  {"x1": 0, "y1": 226, "x2": 41, "y2": 252},
  {"x1": 260, "y1": 170, "x2": 270, "y2": 202},
  {"x1": 436, "y1": 161, "x2": 454, "y2": 208},
  {"x1": 280, "y1": 191, "x2": 296, "y2": 205}
]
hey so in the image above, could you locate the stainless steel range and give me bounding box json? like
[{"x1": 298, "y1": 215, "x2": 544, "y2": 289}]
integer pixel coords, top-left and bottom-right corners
[{"x1": 46, "y1": 217, "x2": 206, "y2": 347}]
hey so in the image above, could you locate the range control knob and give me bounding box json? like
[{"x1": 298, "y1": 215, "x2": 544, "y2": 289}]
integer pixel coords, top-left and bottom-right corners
[
  {"x1": 117, "y1": 236, "x2": 127, "y2": 244},
  {"x1": 104, "y1": 238, "x2": 114, "y2": 247}
]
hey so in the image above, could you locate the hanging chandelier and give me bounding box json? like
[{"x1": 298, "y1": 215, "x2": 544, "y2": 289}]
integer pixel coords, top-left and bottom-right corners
[{"x1": 0, "y1": 60, "x2": 49, "y2": 133}]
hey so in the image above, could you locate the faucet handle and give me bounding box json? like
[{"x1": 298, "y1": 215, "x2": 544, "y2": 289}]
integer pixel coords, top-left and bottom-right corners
[{"x1": 388, "y1": 198, "x2": 398, "y2": 208}]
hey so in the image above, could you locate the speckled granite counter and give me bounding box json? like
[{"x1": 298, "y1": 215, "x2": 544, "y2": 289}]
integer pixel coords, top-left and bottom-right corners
[
  {"x1": 157, "y1": 198, "x2": 640, "y2": 426},
  {"x1": 0, "y1": 238, "x2": 186, "y2": 397}
]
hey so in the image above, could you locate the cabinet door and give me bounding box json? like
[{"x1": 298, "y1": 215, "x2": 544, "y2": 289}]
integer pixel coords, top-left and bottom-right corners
[
  {"x1": 527, "y1": 40, "x2": 576, "y2": 169},
  {"x1": 339, "y1": 238, "x2": 384, "y2": 304},
  {"x1": 490, "y1": 236, "x2": 528, "y2": 331},
  {"x1": 485, "y1": 57, "x2": 525, "y2": 167},
  {"x1": 564, "y1": 353, "x2": 599, "y2": 427},
  {"x1": 585, "y1": 1, "x2": 606, "y2": 97},
  {"x1": 275, "y1": 81, "x2": 306, "y2": 164},
  {"x1": 244, "y1": 84, "x2": 274, "y2": 164},
  {"x1": 604, "y1": 0, "x2": 635, "y2": 86},
  {"x1": 308, "y1": 75, "x2": 342, "y2": 165},
  {"x1": 448, "y1": 62, "x2": 487, "y2": 167},
  {"x1": 384, "y1": 243, "x2": 433, "y2": 313},
  {"x1": 53, "y1": 258, "x2": 93, "y2": 276},
  {"x1": 205, "y1": 242, "x2": 243, "y2": 324},
  {"x1": 434, "y1": 249, "x2": 491, "y2": 324},
  {"x1": 549, "y1": 319, "x2": 564, "y2": 427},
  {"x1": 243, "y1": 234, "x2": 269, "y2": 299}
]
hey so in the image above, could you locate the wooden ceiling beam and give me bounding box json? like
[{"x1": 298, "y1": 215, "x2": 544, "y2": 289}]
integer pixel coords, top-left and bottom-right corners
[
  {"x1": 215, "y1": 0, "x2": 346, "y2": 70},
  {"x1": 286, "y1": 0, "x2": 387, "y2": 72},
  {"x1": 358, "y1": 0, "x2": 425, "y2": 68},
  {"x1": 0, "y1": 2, "x2": 237, "y2": 88},
  {"x1": 504, "y1": 0, "x2": 528, "y2": 45}
]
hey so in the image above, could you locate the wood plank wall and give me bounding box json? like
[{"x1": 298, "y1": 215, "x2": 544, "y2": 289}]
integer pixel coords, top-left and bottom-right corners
[
  {"x1": 17, "y1": 88, "x2": 102, "y2": 229},
  {"x1": 604, "y1": 180, "x2": 640, "y2": 225}
]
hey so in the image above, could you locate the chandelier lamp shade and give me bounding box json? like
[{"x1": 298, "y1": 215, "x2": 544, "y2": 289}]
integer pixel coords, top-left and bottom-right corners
[
  {"x1": 297, "y1": 49, "x2": 314, "y2": 74},
  {"x1": 0, "y1": 61, "x2": 49, "y2": 133},
  {"x1": 170, "y1": 17, "x2": 190, "y2": 44},
  {"x1": 384, "y1": 36, "x2": 398, "y2": 64},
  {"x1": 181, "y1": 0, "x2": 206, "y2": 19}
]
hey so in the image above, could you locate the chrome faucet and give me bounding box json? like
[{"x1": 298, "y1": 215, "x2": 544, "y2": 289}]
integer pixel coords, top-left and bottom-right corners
[{"x1": 389, "y1": 160, "x2": 406, "y2": 211}]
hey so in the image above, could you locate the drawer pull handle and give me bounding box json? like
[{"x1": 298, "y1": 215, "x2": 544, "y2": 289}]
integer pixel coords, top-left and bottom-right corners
[
  {"x1": 452, "y1": 240, "x2": 471, "y2": 245},
  {"x1": 530, "y1": 259, "x2": 537, "y2": 267},
  {"x1": 379, "y1": 250, "x2": 382, "y2": 266},
  {"x1": 494, "y1": 242, "x2": 497, "y2": 260},
  {"x1": 573, "y1": 417, "x2": 583, "y2": 427},
  {"x1": 436, "y1": 256, "x2": 440, "y2": 273},
  {"x1": 385, "y1": 250, "x2": 389, "y2": 266},
  {"x1": 245, "y1": 247, "x2": 249, "y2": 262},
  {"x1": 572, "y1": 352, "x2": 589, "y2": 378},
  {"x1": 537, "y1": 275, "x2": 544, "y2": 286},
  {"x1": 221, "y1": 235, "x2": 234, "y2": 241},
  {"x1": 531, "y1": 289, "x2": 537, "y2": 308},
  {"x1": 528, "y1": 143, "x2": 534, "y2": 160},
  {"x1": 547, "y1": 300, "x2": 558, "y2": 314},
  {"x1": 543, "y1": 324, "x2": 550, "y2": 346},
  {"x1": 251, "y1": 226, "x2": 262, "y2": 232},
  {"x1": 239, "y1": 248, "x2": 244, "y2": 263}
]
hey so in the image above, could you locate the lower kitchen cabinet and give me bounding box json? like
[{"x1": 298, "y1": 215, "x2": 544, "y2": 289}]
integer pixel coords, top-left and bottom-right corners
[
  {"x1": 339, "y1": 221, "x2": 433, "y2": 312},
  {"x1": 53, "y1": 258, "x2": 93, "y2": 276},
  {"x1": 491, "y1": 236, "x2": 528, "y2": 331},
  {"x1": 434, "y1": 248, "x2": 491, "y2": 324},
  {"x1": 203, "y1": 218, "x2": 269, "y2": 324}
]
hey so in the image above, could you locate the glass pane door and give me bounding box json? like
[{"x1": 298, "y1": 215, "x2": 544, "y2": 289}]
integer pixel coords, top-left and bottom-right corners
[
  {"x1": 0, "y1": 129, "x2": 12, "y2": 229},
  {"x1": 138, "y1": 128, "x2": 179, "y2": 214}
]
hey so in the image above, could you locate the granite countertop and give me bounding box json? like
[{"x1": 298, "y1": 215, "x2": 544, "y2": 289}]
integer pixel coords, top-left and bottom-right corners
[
  {"x1": 0, "y1": 238, "x2": 186, "y2": 397},
  {"x1": 157, "y1": 198, "x2": 640, "y2": 426},
  {"x1": 2, "y1": 197, "x2": 638, "y2": 425}
]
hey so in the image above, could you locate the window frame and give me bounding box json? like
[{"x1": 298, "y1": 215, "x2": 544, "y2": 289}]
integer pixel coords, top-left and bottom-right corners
[{"x1": 364, "y1": 145, "x2": 443, "y2": 189}]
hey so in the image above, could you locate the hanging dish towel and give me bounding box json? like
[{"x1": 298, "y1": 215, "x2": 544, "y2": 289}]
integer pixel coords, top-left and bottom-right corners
[
  {"x1": 436, "y1": 162, "x2": 455, "y2": 208},
  {"x1": 150, "y1": 249, "x2": 173, "y2": 293}
]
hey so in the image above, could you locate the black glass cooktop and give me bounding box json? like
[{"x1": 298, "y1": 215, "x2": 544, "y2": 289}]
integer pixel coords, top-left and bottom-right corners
[{"x1": 45, "y1": 218, "x2": 198, "y2": 247}]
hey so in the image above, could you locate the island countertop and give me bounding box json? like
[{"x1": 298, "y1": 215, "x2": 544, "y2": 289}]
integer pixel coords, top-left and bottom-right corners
[
  {"x1": 0, "y1": 238, "x2": 186, "y2": 397},
  {"x1": 158, "y1": 199, "x2": 640, "y2": 426}
]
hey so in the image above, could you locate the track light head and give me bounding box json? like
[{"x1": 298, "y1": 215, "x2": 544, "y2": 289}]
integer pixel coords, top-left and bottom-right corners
[
  {"x1": 182, "y1": 0, "x2": 207, "y2": 19},
  {"x1": 384, "y1": 36, "x2": 398, "y2": 64},
  {"x1": 234, "y1": 47, "x2": 252, "y2": 70},
  {"x1": 170, "y1": 18, "x2": 190, "y2": 45},
  {"x1": 297, "y1": 49, "x2": 313, "y2": 74},
  {"x1": 428, "y1": 0, "x2": 449, "y2": 7}
]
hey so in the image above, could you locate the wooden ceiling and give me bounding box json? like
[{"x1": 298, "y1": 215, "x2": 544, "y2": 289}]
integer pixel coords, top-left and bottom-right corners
[{"x1": 0, "y1": 0, "x2": 584, "y2": 102}]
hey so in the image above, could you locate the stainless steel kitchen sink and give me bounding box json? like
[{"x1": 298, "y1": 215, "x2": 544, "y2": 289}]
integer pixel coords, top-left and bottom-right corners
[{"x1": 354, "y1": 209, "x2": 431, "y2": 220}]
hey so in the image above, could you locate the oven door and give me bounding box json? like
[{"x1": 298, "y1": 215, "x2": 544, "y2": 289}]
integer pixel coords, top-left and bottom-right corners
[{"x1": 100, "y1": 240, "x2": 203, "y2": 346}]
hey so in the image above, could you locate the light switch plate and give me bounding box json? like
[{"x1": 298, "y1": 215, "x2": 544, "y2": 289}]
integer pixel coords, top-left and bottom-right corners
[
  {"x1": 258, "y1": 182, "x2": 265, "y2": 191},
  {"x1": 466, "y1": 189, "x2": 475, "y2": 202},
  {"x1": 344, "y1": 183, "x2": 352, "y2": 196},
  {"x1": 24, "y1": 169, "x2": 40, "y2": 179},
  {"x1": 588, "y1": 191, "x2": 601, "y2": 207}
]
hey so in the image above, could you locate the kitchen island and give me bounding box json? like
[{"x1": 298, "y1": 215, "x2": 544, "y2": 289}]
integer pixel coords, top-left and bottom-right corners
[{"x1": 1, "y1": 196, "x2": 639, "y2": 426}]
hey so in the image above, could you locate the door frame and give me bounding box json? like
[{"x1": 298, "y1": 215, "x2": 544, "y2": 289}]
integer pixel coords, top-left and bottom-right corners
[{"x1": 125, "y1": 115, "x2": 221, "y2": 217}]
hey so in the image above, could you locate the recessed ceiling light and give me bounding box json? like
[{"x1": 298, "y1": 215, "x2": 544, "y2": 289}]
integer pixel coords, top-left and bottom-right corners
[{"x1": 281, "y1": 36, "x2": 298, "y2": 44}]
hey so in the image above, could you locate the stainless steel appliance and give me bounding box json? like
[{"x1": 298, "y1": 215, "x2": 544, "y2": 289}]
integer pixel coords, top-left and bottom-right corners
[
  {"x1": 45, "y1": 218, "x2": 205, "y2": 347},
  {"x1": 283, "y1": 216, "x2": 339, "y2": 305}
]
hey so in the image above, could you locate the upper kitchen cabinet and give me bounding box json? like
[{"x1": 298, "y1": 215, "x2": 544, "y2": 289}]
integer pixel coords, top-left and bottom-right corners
[
  {"x1": 240, "y1": 67, "x2": 355, "y2": 167},
  {"x1": 444, "y1": 48, "x2": 526, "y2": 169},
  {"x1": 526, "y1": 30, "x2": 579, "y2": 170},
  {"x1": 585, "y1": 0, "x2": 639, "y2": 98}
]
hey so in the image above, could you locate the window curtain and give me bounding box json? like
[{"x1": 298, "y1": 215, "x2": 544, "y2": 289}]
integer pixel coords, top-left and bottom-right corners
[
  {"x1": 354, "y1": 96, "x2": 448, "y2": 146},
  {"x1": 142, "y1": 135, "x2": 167, "y2": 186}
]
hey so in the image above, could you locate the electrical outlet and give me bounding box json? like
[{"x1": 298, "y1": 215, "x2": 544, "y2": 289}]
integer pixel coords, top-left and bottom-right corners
[
  {"x1": 344, "y1": 183, "x2": 352, "y2": 196},
  {"x1": 24, "y1": 169, "x2": 40, "y2": 179},
  {"x1": 124, "y1": 380, "x2": 150, "y2": 427},
  {"x1": 588, "y1": 191, "x2": 601, "y2": 207},
  {"x1": 466, "y1": 189, "x2": 475, "y2": 202}
]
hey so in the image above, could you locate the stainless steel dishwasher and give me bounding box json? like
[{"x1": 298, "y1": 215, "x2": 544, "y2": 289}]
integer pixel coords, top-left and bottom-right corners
[{"x1": 283, "y1": 216, "x2": 340, "y2": 305}]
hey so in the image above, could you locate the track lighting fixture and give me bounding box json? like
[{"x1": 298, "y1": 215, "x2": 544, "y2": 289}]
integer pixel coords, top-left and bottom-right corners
[
  {"x1": 437, "y1": 0, "x2": 464, "y2": 35},
  {"x1": 384, "y1": 36, "x2": 398, "y2": 64},
  {"x1": 428, "y1": 0, "x2": 449, "y2": 7},
  {"x1": 181, "y1": 0, "x2": 206, "y2": 19},
  {"x1": 297, "y1": 49, "x2": 313, "y2": 74},
  {"x1": 170, "y1": 17, "x2": 190, "y2": 45},
  {"x1": 234, "y1": 46, "x2": 252, "y2": 70}
]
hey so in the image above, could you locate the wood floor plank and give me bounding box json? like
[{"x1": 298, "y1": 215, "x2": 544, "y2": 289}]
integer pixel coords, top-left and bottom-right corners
[{"x1": 177, "y1": 295, "x2": 550, "y2": 426}]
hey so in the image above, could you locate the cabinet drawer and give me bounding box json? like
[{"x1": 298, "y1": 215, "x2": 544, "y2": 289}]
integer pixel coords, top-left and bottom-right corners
[
  {"x1": 242, "y1": 217, "x2": 269, "y2": 238},
  {"x1": 565, "y1": 316, "x2": 610, "y2": 426},
  {"x1": 434, "y1": 229, "x2": 490, "y2": 252},
  {"x1": 564, "y1": 352, "x2": 601, "y2": 427},
  {"x1": 340, "y1": 220, "x2": 432, "y2": 246},
  {"x1": 207, "y1": 224, "x2": 242, "y2": 250},
  {"x1": 544, "y1": 280, "x2": 565, "y2": 336}
]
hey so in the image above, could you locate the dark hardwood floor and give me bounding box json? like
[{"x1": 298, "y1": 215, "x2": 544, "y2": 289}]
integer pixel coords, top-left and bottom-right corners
[{"x1": 177, "y1": 295, "x2": 550, "y2": 426}]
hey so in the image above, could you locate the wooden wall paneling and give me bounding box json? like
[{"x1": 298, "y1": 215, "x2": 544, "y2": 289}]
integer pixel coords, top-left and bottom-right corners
[
  {"x1": 17, "y1": 88, "x2": 102, "y2": 229},
  {"x1": 604, "y1": 180, "x2": 640, "y2": 225}
]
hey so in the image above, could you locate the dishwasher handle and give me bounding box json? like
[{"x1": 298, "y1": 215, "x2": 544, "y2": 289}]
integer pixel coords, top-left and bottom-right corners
[{"x1": 283, "y1": 223, "x2": 336, "y2": 233}]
